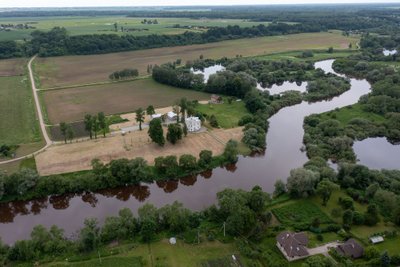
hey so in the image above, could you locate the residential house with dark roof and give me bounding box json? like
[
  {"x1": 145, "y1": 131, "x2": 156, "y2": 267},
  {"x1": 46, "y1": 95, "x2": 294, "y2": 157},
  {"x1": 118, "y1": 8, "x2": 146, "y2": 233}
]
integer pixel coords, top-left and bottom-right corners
[
  {"x1": 276, "y1": 231, "x2": 309, "y2": 261},
  {"x1": 336, "y1": 239, "x2": 364, "y2": 259}
]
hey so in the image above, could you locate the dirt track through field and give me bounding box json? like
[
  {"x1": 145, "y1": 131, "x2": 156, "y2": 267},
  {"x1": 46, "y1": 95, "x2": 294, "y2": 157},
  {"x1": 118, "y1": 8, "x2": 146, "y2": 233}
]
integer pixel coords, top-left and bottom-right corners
[
  {"x1": 35, "y1": 127, "x2": 243, "y2": 176},
  {"x1": 35, "y1": 32, "x2": 358, "y2": 88}
]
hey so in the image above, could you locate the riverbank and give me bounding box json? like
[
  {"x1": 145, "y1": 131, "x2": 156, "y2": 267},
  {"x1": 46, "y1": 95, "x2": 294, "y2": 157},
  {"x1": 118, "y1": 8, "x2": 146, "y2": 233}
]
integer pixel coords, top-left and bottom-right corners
[{"x1": 0, "y1": 59, "x2": 374, "y2": 244}]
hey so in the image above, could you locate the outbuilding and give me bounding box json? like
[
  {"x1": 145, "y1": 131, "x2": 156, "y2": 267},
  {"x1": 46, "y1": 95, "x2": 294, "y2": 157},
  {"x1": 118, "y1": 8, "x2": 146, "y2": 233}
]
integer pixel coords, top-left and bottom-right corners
[
  {"x1": 370, "y1": 236, "x2": 384, "y2": 244},
  {"x1": 167, "y1": 111, "x2": 177, "y2": 121}
]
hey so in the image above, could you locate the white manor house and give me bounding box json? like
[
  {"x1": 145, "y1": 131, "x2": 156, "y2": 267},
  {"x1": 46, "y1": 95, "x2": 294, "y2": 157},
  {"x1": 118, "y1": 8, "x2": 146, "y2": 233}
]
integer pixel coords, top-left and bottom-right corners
[{"x1": 185, "y1": 116, "x2": 201, "y2": 132}]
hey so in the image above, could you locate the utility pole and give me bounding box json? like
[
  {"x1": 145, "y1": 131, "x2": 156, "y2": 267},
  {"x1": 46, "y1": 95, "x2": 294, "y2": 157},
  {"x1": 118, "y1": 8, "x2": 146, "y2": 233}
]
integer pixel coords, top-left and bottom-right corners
[{"x1": 98, "y1": 250, "x2": 102, "y2": 264}]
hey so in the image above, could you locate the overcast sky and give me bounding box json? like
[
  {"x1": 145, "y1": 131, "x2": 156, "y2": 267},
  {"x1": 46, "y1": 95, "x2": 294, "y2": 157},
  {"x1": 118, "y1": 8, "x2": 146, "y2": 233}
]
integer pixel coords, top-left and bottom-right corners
[{"x1": 1, "y1": 0, "x2": 399, "y2": 8}]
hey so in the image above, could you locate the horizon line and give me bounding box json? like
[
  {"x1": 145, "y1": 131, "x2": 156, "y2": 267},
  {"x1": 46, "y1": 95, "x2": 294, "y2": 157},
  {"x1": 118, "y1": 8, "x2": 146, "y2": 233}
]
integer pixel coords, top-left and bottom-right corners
[{"x1": 1, "y1": 2, "x2": 400, "y2": 9}]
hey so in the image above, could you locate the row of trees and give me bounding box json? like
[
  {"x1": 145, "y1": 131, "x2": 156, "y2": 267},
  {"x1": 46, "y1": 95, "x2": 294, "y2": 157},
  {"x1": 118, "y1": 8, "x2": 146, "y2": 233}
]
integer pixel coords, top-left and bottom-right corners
[
  {"x1": 109, "y1": 68, "x2": 139, "y2": 80},
  {"x1": 0, "y1": 140, "x2": 239, "y2": 203},
  {"x1": 0, "y1": 184, "x2": 271, "y2": 264},
  {"x1": 84, "y1": 112, "x2": 108, "y2": 139},
  {"x1": 0, "y1": 21, "x2": 322, "y2": 58}
]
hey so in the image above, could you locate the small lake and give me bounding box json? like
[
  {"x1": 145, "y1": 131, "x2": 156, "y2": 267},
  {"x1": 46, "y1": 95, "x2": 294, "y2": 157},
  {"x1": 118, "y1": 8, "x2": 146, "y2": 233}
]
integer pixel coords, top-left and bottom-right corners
[
  {"x1": 0, "y1": 59, "x2": 371, "y2": 244},
  {"x1": 257, "y1": 81, "x2": 308, "y2": 94},
  {"x1": 353, "y1": 137, "x2": 400, "y2": 170},
  {"x1": 192, "y1": 64, "x2": 225, "y2": 82},
  {"x1": 193, "y1": 65, "x2": 308, "y2": 94},
  {"x1": 383, "y1": 49, "x2": 398, "y2": 56}
]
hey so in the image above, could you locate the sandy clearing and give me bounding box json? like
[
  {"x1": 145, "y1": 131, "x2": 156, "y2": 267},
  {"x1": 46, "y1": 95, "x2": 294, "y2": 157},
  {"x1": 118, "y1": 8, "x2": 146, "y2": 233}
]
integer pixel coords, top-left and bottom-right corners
[{"x1": 35, "y1": 127, "x2": 243, "y2": 176}]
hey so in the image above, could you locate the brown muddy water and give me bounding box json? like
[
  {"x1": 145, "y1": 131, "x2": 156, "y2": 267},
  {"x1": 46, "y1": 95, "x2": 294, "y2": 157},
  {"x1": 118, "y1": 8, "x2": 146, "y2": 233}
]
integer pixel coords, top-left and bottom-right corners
[{"x1": 0, "y1": 60, "x2": 373, "y2": 244}]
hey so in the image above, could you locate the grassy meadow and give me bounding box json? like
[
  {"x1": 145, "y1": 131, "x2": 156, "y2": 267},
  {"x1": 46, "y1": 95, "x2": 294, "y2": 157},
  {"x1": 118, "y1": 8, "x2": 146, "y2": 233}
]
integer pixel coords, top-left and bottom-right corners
[
  {"x1": 195, "y1": 99, "x2": 250, "y2": 129},
  {"x1": 35, "y1": 31, "x2": 359, "y2": 88},
  {"x1": 0, "y1": 16, "x2": 274, "y2": 41},
  {"x1": 320, "y1": 103, "x2": 386, "y2": 125},
  {"x1": 0, "y1": 76, "x2": 41, "y2": 146},
  {"x1": 41, "y1": 239, "x2": 238, "y2": 267},
  {"x1": 41, "y1": 78, "x2": 210, "y2": 123}
]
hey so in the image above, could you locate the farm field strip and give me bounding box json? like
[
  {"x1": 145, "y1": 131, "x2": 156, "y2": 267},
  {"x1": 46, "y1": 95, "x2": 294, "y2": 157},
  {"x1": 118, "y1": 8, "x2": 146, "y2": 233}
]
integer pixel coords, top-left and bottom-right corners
[
  {"x1": 0, "y1": 76, "x2": 41, "y2": 146},
  {"x1": 0, "y1": 16, "x2": 274, "y2": 41},
  {"x1": 40, "y1": 78, "x2": 210, "y2": 124},
  {"x1": 35, "y1": 31, "x2": 359, "y2": 88}
]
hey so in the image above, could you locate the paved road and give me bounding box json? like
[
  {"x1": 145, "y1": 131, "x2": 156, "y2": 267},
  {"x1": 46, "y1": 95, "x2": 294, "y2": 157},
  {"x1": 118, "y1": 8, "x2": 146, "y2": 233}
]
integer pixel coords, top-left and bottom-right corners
[{"x1": 0, "y1": 56, "x2": 52, "y2": 165}]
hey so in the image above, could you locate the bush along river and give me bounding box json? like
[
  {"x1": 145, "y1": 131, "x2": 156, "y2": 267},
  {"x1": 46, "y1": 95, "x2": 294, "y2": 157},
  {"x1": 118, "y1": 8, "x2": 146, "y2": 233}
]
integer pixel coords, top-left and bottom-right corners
[{"x1": 0, "y1": 59, "x2": 372, "y2": 244}]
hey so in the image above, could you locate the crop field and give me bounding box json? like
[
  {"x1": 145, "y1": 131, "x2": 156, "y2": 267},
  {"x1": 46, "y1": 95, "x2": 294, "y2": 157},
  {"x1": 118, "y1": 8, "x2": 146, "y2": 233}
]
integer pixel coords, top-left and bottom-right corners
[
  {"x1": 41, "y1": 78, "x2": 210, "y2": 123},
  {"x1": 0, "y1": 58, "x2": 26, "y2": 76},
  {"x1": 0, "y1": 16, "x2": 273, "y2": 41},
  {"x1": 0, "y1": 76, "x2": 41, "y2": 146},
  {"x1": 35, "y1": 31, "x2": 359, "y2": 88}
]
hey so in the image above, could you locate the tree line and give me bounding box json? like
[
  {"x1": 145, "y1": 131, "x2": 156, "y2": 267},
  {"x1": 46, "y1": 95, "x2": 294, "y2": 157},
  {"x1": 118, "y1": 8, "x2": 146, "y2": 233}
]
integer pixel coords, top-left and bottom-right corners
[
  {"x1": 0, "y1": 140, "x2": 239, "y2": 203},
  {"x1": 0, "y1": 22, "x2": 321, "y2": 58}
]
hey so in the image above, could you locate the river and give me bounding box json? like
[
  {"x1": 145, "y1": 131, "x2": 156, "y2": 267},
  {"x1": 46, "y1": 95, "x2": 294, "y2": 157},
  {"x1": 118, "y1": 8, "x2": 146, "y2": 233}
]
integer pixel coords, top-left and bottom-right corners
[{"x1": 0, "y1": 60, "x2": 371, "y2": 244}]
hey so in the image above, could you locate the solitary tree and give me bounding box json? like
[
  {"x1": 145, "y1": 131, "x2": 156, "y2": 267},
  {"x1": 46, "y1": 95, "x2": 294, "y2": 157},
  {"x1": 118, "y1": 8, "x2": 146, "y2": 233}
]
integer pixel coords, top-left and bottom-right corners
[
  {"x1": 178, "y1": 98, "x2": 188, "y2": 122},
  {"x1": 92, "y1": 115, "x2": 99, "y2": 139},
  {"x1": 114, "y1": 22, "x2": 118, "y2": 32},
  {"x1": 316, "y1": 179, "x2": 339, "y2": 206},
  {"x1": 173, "y1": 105, "x2": 180, "y2": 123},
  {"x1": 98, "y1": 112, "x2": 107, "y2": 137},
  {"x1": 84, "y1": 114, "x2": 93, "y2": 139},
  {"x1": 223, "y1": 140, "x2": 239, "y2": 163},
  {"x1": 166, "y1": 123, "x2": 183, "y2": 145},
  {"x1": 148, "y1": 118, "x2": 165, "y2": 146},
  {"x1": 273, "y1": 179, "x2": 286, "y2": 198},
  {"x1": 67, "y1": 125, "x2": 74, "y2": 143},
  {"x1": 146, "y1": 105, "x2": 155, "y2": 116},
  {"x1": 60, "y1": 122, "x2": 68, "y2": 144},
  {"x1": 135, "y1": 108, "x2": 145, "y2": 131}
]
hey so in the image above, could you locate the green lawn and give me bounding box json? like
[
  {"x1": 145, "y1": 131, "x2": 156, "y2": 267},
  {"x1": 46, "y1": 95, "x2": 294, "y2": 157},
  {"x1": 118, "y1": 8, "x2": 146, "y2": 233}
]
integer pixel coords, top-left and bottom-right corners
[
  {"x1": 0, "y1": 16, "x2": 274, "y2": 41},
  {"x1": 272, "y1": 200, "x2": 332, "y2": 228},
  {"x1": 320, "y1": 103, "x2": 386, "y2": 125},
  {"x1": 42, "y1": 239, "x2": 238, "y2": 267},
  {"x1": 254, "y1": 48, "x2": 359, "y2": 62},
  {"x1": 195, "y1": 99, "x2": 250, "y2": 129},
  {"x1": 0, "y1": 76, "x2": 41, "y2": 146}
]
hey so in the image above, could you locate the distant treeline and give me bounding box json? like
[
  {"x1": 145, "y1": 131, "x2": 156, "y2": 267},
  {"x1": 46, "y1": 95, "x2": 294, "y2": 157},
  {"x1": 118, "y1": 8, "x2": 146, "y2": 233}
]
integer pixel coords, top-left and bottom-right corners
[{"x1": 0, "y1": 22, "x2": 321, "y2": 58}]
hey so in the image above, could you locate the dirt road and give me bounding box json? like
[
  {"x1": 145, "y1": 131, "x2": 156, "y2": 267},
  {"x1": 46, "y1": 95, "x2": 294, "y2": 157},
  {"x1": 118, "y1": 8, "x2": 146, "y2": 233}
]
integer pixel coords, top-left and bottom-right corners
[{"x1": 0, "y1": 56, "x2": 52, "y2": 165}]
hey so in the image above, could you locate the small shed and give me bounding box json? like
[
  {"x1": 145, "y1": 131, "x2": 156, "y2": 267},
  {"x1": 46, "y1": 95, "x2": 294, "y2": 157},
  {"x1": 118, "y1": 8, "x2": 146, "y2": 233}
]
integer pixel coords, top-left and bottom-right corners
[
  {"x1": 167, "y1": 111, "x2": 177, "y2": 121},
  {"x1": 370, "y1": 236, "x2": 384, "y2": 244},
  {"x1": 169, "y1": 237, "x2": 177, "y2": 245},
  {"x1": 210, "y1": 94, "x2": 222, "y2": 104},
  {"x1": 151, "y1": 113, "x2": 162, "y2": 119}
]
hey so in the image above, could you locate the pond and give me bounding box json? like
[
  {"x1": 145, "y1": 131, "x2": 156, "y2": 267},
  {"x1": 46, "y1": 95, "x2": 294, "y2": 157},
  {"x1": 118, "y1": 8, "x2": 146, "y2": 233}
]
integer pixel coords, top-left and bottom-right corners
[
  {"x1": 257, "y1": 81, "x2": 308, "y2": 94},
  {"x1": 0, "y1": 59, "x2": 371, "y2": 244},
  {"x1": 193, "y1": 65, "x2": 308, "y2": 94},
  {"x1": 383, "y1": 49, "x2": 398, "y2": 56},
  {"x1": 353, "y1": 137, "x2": 400, "y2": 170},
  {"x1": 191, "y1": 64, "x2": 225, "y2": 82}
]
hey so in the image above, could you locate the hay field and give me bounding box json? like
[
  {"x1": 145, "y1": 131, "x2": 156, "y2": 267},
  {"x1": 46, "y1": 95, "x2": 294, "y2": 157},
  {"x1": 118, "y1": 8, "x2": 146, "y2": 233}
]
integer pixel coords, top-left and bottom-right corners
[
  {"x1": 35, "y1": 127, "x2": 243, "y2": 176},
  {"x1": 35, "y1": 31, "x2": 358, "y2": 88},
  {"x1": 0, "y1": 58, "x2": 26, "y2": 76},
  {"x1": 0, "y1": 76, "x2": 41, "y2": 145},
  {"x1": 0, "y1": 16, "x2": 273, "y2": 41},
  {"x1": 41, "y1": 78, "x2": 210, "y2": 123}
]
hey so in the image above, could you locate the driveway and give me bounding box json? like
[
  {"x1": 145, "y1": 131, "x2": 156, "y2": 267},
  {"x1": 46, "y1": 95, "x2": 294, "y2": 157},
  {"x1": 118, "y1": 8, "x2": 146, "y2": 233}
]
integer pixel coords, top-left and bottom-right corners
[{"x1": 307, "y1": 241, "x2": 341, "y2": 256}]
